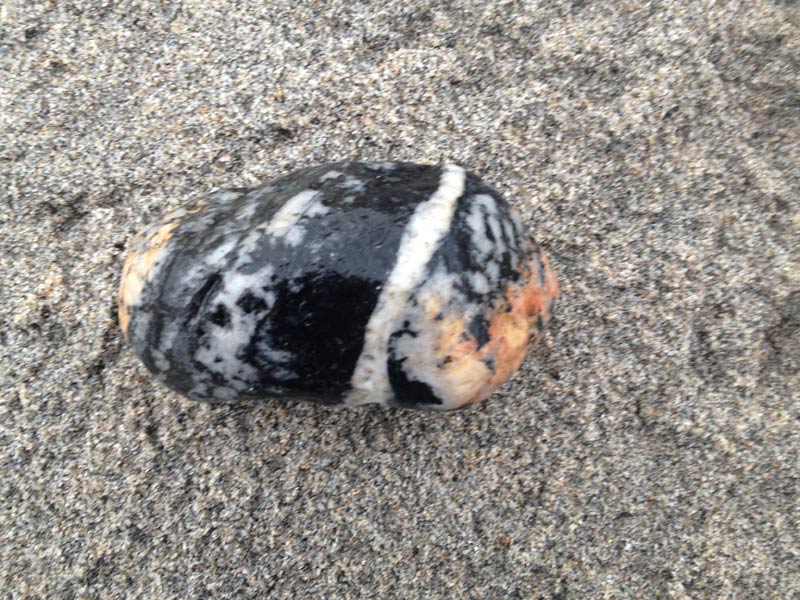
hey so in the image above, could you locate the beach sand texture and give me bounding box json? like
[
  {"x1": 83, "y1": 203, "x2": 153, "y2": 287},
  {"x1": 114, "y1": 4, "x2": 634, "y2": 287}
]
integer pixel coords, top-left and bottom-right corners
[{"x1": 2, "y1": 1, "x2": 798, "y2": 598}]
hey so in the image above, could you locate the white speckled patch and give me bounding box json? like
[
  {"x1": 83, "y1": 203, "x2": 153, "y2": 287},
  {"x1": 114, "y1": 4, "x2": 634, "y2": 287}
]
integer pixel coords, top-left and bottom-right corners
[{"x1": 265, "y1": 190, "x2": 330, "y2": 246}]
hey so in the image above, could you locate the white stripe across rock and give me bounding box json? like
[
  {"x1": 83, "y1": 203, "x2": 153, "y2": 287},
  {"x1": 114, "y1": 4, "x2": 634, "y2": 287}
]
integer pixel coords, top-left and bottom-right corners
[
  {"x1": 347, "y1": 164, "x2": 465, "y2": 407},
  {"x1": 119, "y1": 161, "x2": 558, "y2": 410}
]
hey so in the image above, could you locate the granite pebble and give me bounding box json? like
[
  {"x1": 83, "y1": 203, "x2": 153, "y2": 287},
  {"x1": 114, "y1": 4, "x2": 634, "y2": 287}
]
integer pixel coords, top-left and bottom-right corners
[{"x1": 120, "y1": 161, "x2": 557, "y2": 409}]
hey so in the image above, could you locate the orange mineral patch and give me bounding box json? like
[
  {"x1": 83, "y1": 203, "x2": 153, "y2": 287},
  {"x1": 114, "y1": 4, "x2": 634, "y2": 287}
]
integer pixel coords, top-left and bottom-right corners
[
  {"x1": 416, "y1": 251, "x2": 559, "y2": 408},
  {"x1": 118, "y1": 200, "x2": 208, "y2": 336},
  {"x1": 428, "y1": 313, "x2": 488, "y2": 401},
  {"x1": 118, "y1": 218, "x2": 181, "y2": 336}
]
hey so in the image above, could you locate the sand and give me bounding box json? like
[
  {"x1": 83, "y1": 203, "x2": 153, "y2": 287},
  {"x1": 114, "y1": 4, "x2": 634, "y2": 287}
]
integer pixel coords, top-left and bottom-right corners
[{"x1": 2, "y1": 1, "x2": 798, "y2": 598}]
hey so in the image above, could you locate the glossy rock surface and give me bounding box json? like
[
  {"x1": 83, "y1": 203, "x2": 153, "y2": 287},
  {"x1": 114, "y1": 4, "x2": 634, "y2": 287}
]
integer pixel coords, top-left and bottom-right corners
[{"x1": 119, "y1": 161, "x2": 558, "y2": 410}]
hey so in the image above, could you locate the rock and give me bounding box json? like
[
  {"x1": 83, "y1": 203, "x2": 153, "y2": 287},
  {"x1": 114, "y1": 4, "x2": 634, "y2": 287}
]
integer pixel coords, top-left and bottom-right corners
[{"x1": 118, "y1": 161, "x2": 558, "y2": 410}]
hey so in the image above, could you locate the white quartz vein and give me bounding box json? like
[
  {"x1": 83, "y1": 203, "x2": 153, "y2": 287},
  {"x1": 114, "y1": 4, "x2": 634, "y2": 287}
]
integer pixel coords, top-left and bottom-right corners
[
  {"x1": 265, "y1": 189, "x2": 329, "y2": 246},
  {"x1": 346, "y1": 164, "x2": 466, "y2": 405}
]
